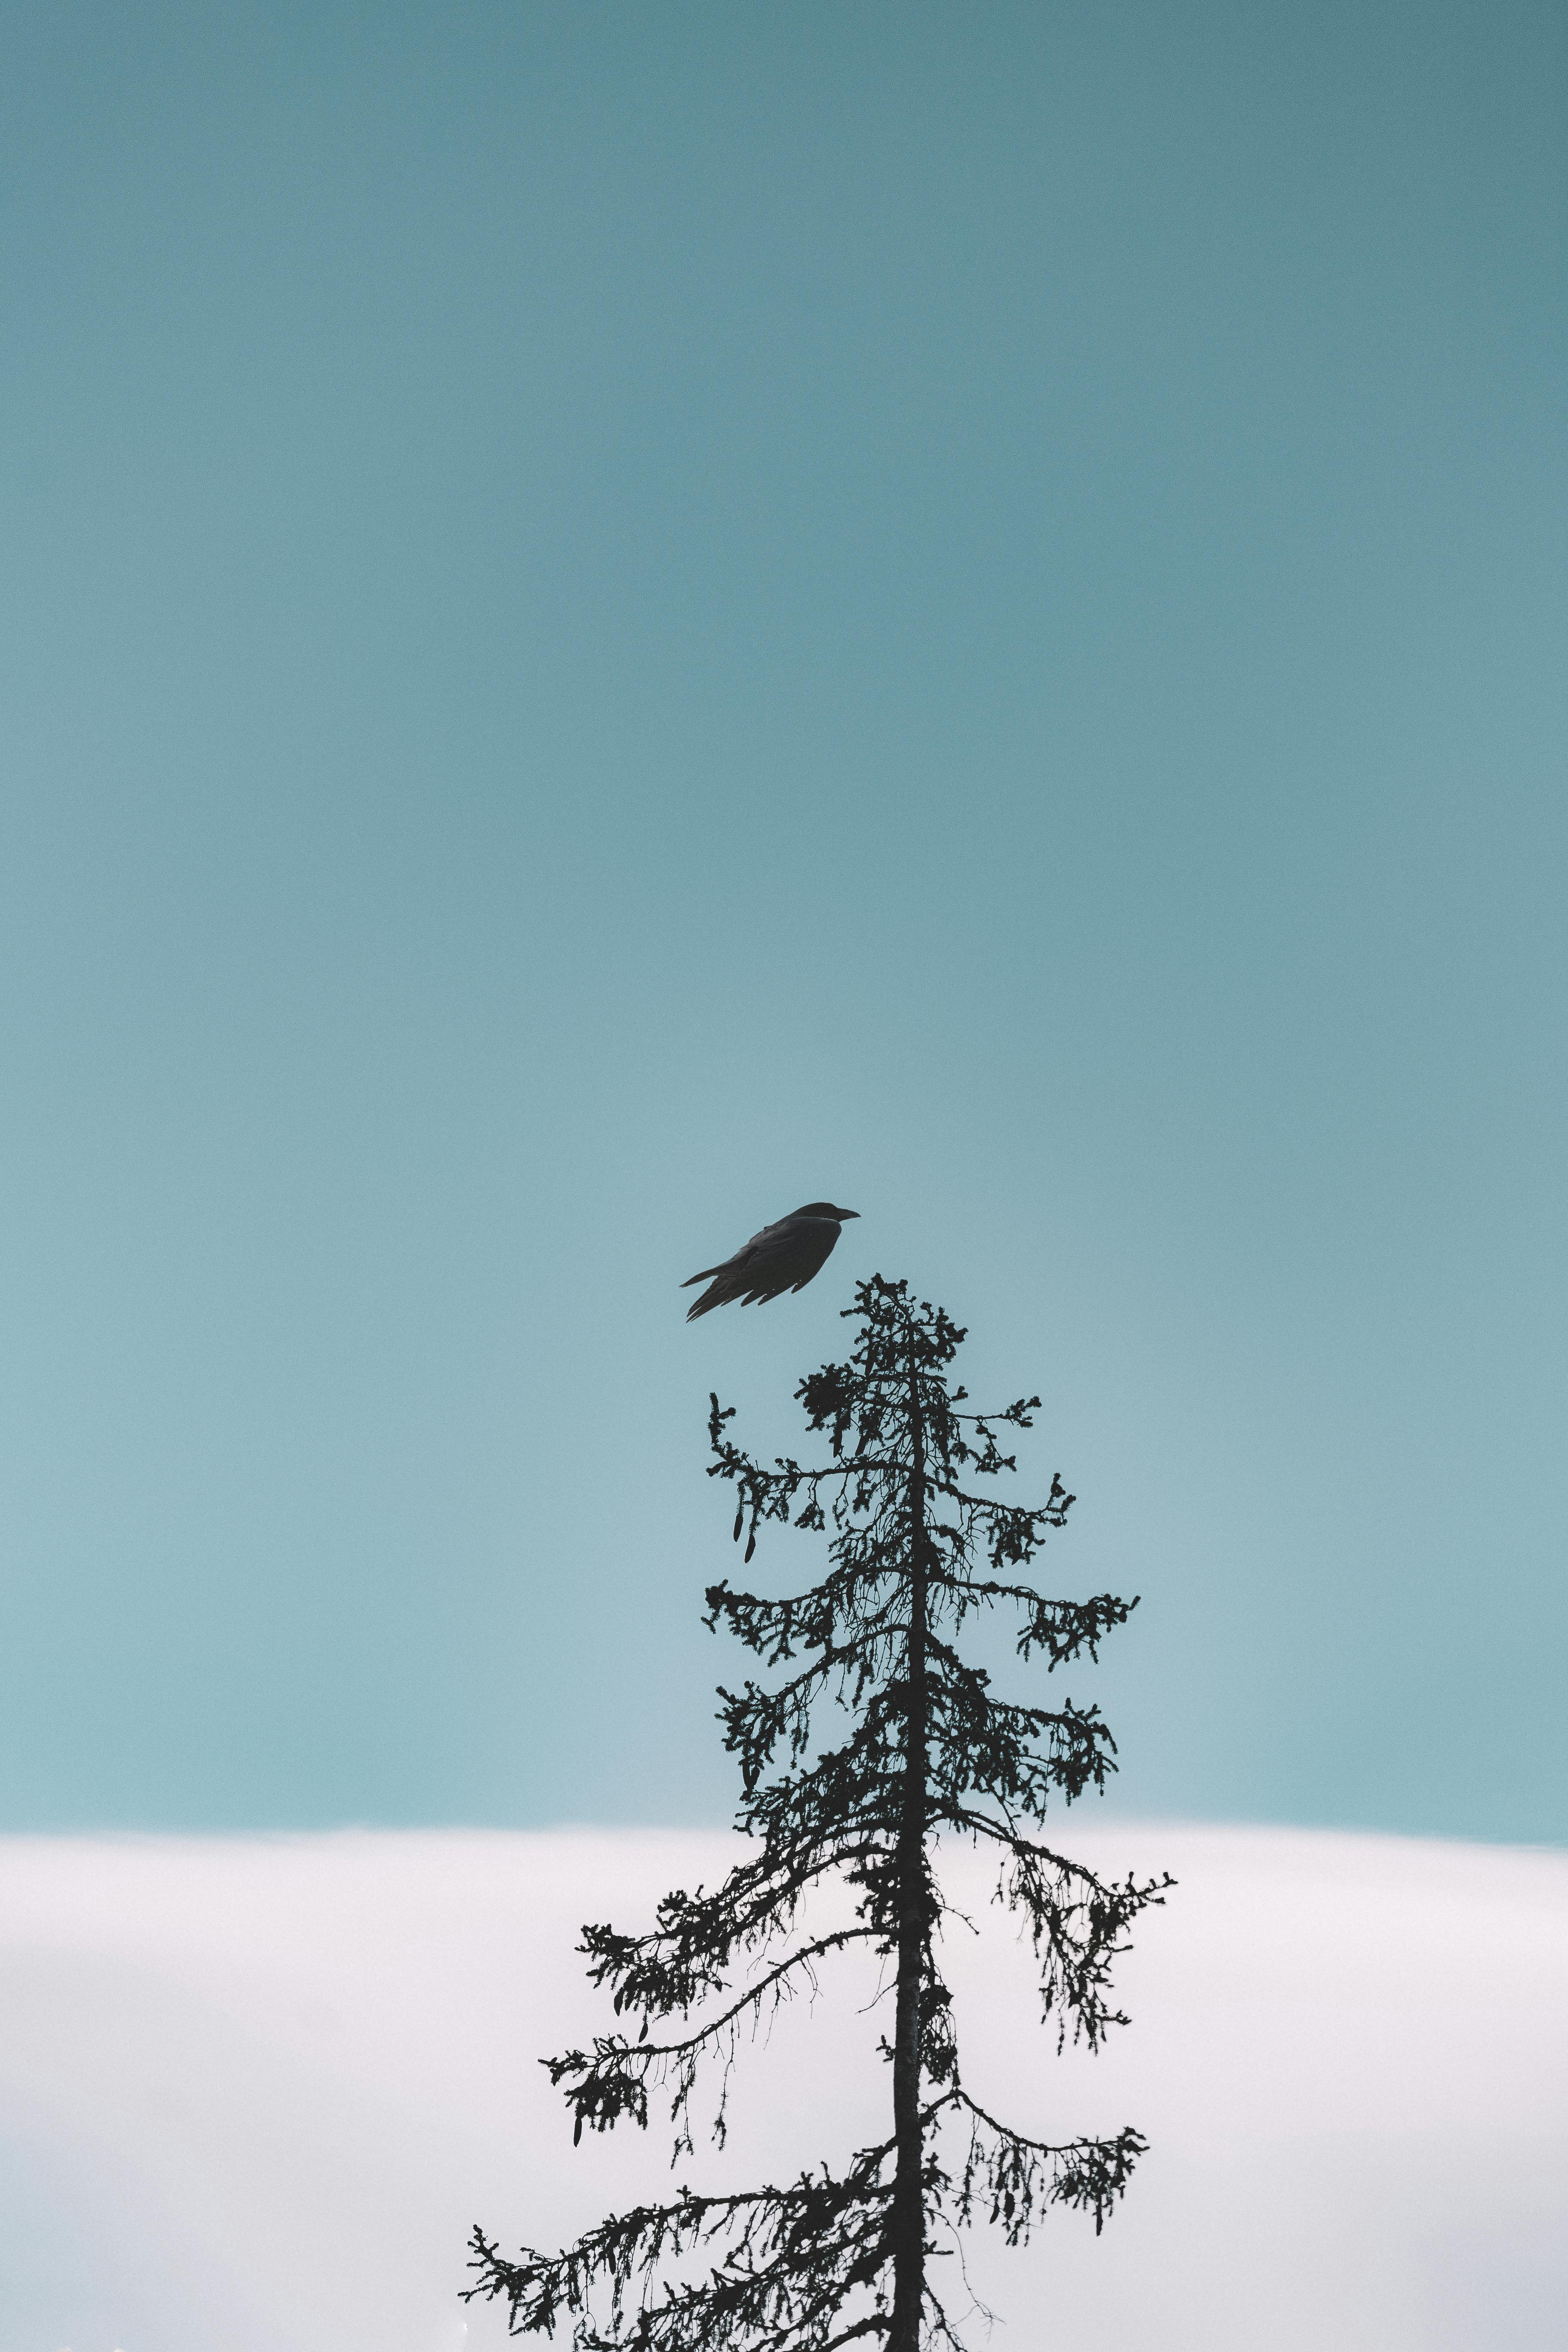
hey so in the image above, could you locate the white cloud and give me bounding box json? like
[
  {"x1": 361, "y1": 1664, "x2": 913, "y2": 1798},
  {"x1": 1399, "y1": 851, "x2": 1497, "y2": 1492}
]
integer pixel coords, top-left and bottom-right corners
[{"x1": 0, "y1": 1825, "x2": 1563, "y2": 2351}]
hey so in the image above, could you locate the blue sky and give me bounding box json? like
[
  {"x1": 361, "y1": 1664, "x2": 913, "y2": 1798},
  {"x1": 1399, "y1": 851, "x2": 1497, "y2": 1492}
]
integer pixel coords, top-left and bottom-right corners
[{"x1": 0, "y1": 0, "x2": 1562, "y2": 1840}]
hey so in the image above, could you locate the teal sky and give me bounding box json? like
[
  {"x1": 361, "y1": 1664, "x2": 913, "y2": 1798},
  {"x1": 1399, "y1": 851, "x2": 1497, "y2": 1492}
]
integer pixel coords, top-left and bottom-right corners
[{"x1": 0, "y1": 1, "x2": 1562, "y2": 1842}]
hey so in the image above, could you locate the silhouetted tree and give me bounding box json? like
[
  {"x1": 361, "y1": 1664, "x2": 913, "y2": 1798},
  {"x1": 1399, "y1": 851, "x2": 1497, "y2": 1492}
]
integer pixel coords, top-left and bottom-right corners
[{"x1": 468, "y1": 1276, "x2": 1169, "y2": 2349}]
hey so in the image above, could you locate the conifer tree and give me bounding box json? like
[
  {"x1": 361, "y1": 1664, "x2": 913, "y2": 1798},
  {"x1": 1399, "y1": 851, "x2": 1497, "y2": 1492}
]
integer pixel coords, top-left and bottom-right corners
[{"x1": 468, "y1": 1275, "x2": 1169, "y2": 2349}]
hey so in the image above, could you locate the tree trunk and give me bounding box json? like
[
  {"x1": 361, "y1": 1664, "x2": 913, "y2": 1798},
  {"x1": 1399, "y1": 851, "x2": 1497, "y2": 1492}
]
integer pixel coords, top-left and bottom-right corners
[{"x1": 888, "y1": 1357, "x2": 929, "y2": 2351}]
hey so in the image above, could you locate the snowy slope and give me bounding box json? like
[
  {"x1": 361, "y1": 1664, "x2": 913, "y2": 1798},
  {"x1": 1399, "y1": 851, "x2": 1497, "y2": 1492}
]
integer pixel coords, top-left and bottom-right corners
[{"x1": 0, "y1": 1825, "x2": 1563, "y2": 2352}]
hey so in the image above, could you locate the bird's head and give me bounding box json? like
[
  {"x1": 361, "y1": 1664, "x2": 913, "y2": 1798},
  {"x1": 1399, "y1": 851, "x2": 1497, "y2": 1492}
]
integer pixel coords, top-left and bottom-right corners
[{"x1": 793, "y1": 1203, "x2": 859, "y2": 1222}]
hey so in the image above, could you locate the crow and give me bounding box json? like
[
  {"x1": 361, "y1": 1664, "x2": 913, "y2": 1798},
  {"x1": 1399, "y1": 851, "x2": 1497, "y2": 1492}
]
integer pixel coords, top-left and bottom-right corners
[{"x1": 682, "y1": 1204, "x2": 860, "y2": 1320}]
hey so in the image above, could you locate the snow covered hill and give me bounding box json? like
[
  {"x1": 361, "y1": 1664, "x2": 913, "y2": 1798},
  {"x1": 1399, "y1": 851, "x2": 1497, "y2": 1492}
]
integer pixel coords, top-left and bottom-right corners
[{"x1": 0, "y1": 1824, "x2": 1563, "y2": 2351}]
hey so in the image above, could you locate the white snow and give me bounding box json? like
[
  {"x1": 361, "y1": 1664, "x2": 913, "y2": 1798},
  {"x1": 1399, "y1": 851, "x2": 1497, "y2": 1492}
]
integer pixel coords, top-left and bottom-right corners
[{"x1": 0, "y1": 1823, "x2": 1563, "y2": 2351}]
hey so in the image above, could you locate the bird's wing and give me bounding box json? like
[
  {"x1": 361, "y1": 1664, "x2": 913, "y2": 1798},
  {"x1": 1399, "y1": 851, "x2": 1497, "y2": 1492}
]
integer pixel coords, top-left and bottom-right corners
[
  {"x1": 683, "y1": 1215, "x2": 844, "y2": 1319},
  {"x1": 683, "y1": 1219, "x2": 801, "y2": 1318},
  {"x1": 680, "y1": 1219, "x2": 783, "y2": 1288}
]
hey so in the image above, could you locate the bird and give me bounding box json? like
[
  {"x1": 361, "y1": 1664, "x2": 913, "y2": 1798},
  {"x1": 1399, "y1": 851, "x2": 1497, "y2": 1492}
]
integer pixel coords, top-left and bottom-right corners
[{"x1": 682, "y1": 1204, "x2": 860, "y2": 1320}]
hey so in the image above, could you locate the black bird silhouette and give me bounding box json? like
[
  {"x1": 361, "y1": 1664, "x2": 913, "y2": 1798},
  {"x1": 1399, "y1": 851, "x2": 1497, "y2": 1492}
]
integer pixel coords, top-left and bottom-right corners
[{"x1": 683, "y1": 1203, "x2": 860, "y2": 1320}]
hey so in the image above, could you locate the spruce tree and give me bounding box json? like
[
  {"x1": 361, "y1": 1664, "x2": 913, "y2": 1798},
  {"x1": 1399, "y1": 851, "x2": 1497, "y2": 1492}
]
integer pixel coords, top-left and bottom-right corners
[{"x1": 468, "y1": 1275, "x2": 1169, "y2": 2349}]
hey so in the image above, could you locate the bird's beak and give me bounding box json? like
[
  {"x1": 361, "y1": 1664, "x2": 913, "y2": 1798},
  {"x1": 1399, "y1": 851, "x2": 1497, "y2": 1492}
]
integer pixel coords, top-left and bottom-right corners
[{"x1": 841, "y1": 1209, "x2": 860, "y2": 1219}]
